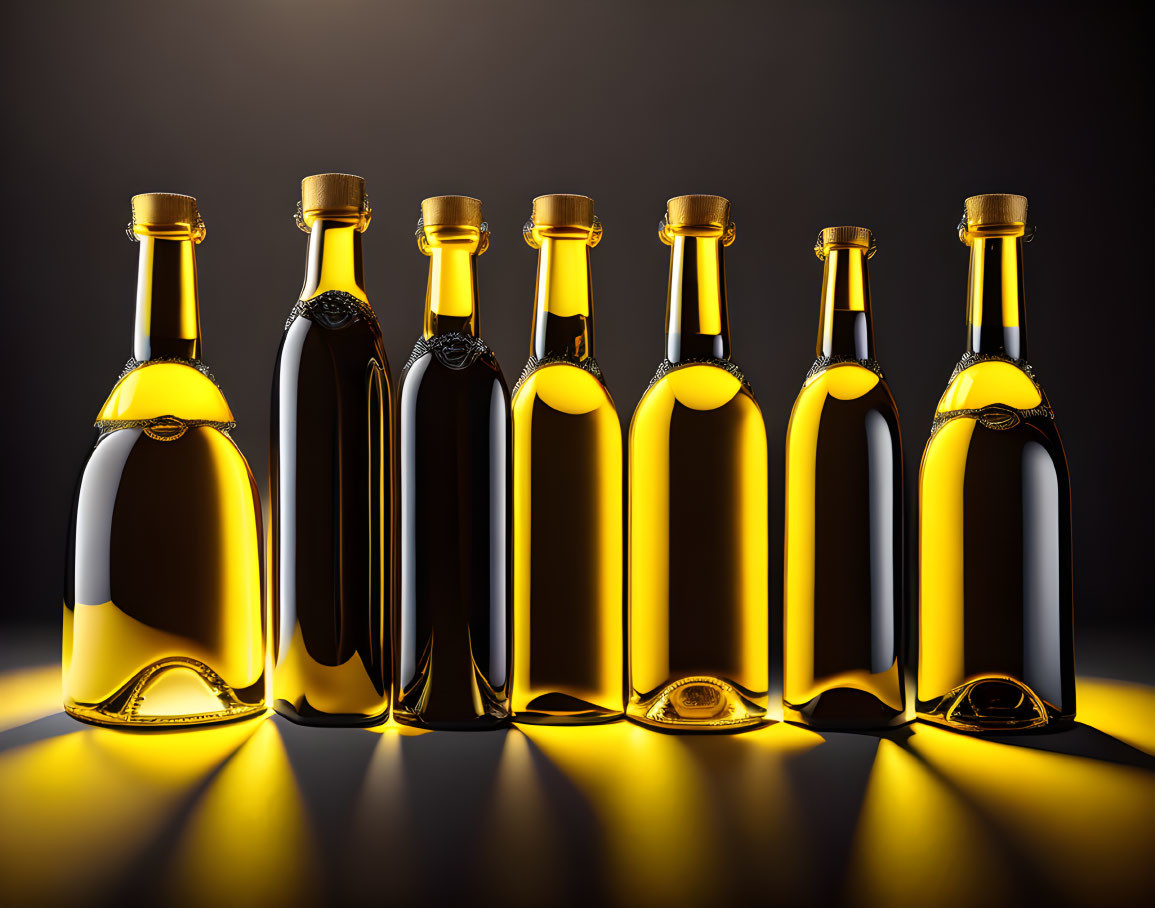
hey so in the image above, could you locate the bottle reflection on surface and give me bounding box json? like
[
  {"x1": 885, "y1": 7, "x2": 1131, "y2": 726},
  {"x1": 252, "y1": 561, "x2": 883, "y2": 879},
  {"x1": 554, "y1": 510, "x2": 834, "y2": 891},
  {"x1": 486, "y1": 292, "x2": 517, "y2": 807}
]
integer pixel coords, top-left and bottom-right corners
[
  {"x1": 783, "y1": 227, "x2": 908, "y2": 729},
  {"x1": 394, "y1": 196, "x2": 511, "y2": 729},
  {"x1": 63, "y1": 193, "x2": 265, "y2": 727},
  {"x1": 918, "y1": 194, "x2": 1075, "y2": 732},
  {"x1": 627, "y1": 195, "x2": 769, "y2": 732},
  {"x1": 270, "y1": 173, "x2": 393, "y2": 726}
]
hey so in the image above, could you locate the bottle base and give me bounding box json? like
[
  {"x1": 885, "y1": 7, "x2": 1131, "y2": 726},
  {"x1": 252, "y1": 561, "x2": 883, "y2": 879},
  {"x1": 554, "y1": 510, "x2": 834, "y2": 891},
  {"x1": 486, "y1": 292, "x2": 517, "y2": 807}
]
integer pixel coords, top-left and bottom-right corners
[
  {"x1": 64, "y1": 702, "x2": 266, "y2": 729},
  {"x1": 273, "y1": 699, "x2": 389, "y2": 728},
  {"x1": 917, "y1": 676, "x2": 1071, "y2": 733},
  {"x1": 784, "y1": 687, "x2": 910, "y2": 731},
  {"x1": 391, "y1": 709, "x2": 510, "y2": 731},
  {"x1": 513, "y1": 691, "x2": 622, "y2": 725},
  {"x1": 627, "y1": 676, "x2": 767, "y2": 732}
]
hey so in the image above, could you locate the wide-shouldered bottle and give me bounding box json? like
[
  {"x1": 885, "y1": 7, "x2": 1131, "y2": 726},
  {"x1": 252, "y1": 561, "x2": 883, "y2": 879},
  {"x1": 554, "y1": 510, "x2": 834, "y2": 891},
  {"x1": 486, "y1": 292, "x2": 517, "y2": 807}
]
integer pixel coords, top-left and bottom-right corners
[
  {"x1": 919, "y1": 193, "x2": 1074, "y2": 731},
  {"x1": 511, "y1": 194, "x2": 623, "y2": 724},
  {"x1": 395, "y1": 196, "x2": 511, "y2": 729},
  {"x1": 628, "y1": 195, "x2": 769, "y2": 731},
  {"x1": 63, "y1": 193, "x2": 265, "y2": 727},
  {"x1": 783, "y1": 226, "x2": 907, "y2": 729},
  {"x1": 270, "y1": 173, "x2": 393, "y2": 726}
]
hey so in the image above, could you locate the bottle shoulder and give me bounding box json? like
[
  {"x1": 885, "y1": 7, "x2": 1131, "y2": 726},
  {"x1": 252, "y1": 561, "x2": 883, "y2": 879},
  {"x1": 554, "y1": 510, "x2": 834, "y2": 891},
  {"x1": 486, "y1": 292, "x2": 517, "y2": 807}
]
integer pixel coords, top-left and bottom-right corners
[
  {"x1": 789, "y1": 362, "x2": 900, "y2": 438},
  {"x1": 96, "y1": 361, "x2": 234, "y2": 425},
  {"x1": 634, "y1": 361, "x2": 763, "y2": 423},
  {"x1": 935, "y1": 357, "x2": 1046, "y2": 415},
  {"x1": 511, "y1": 359, "x2": 616, "y2": 418},
  {"x1": 285, "y1": 290, "x2": 379, "y2": 334}
]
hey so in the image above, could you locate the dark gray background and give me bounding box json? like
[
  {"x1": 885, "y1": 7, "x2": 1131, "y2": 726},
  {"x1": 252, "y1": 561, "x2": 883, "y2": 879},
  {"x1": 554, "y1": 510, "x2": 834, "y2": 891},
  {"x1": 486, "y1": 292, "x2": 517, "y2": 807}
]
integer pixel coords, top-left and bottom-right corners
[{"x1": 1, "y1": 1, "x2": 1149, "y2": 642}]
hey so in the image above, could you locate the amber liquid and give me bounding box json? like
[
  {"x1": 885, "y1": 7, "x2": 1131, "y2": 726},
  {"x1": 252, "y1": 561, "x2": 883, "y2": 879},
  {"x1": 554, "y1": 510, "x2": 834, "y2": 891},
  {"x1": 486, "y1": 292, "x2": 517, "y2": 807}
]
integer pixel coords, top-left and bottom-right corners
[
  {"x1": 394, "y1": 337, "x2": 511, "y2": 729},
  {"x1": 64, "y1": 422, "x2": 266, "y2": 726},
  {"x1": 270, "y1": 293, "x2": 393, "y2": 726}
]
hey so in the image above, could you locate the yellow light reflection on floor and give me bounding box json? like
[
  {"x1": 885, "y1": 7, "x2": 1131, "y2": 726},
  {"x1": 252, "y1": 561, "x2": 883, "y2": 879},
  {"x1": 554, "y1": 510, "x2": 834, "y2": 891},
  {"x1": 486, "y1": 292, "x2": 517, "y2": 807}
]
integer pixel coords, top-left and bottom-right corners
[
  {"x1": 166, "y1": 720, "x2": 319, "y2": 906},
  {"x1": 0, "y1": 665, "x2": 62, "y2": 731},
  {"x1": 1077, "y1": 677, "x2": 1155, "y2": 755},
  {"x1": 907, "y1": 724, "x2": 1155, "y2": 907},
  {"x1": 0, "y1": 718, "x2": 259, "y2": 904},
  {"x1": 845, "y1": 738, "x2": 1010, "y2": 908}
]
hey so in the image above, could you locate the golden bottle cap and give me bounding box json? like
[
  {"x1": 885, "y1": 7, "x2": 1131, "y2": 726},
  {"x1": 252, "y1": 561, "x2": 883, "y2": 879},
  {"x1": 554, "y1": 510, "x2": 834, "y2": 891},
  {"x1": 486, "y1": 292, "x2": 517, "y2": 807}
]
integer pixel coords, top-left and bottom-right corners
[
  {"x1": 421, "y1": 195, "x2": 483, "y2": 229},
  {"x1": 819, "y1": 226, "x2": 872, "y2": 248},
  {"x1": 665, "y1": 194, "x2": 731, "y2": 229},
  {"x1": 130, "y1": 192, "x2": 205, "y2": 241},
  {"x1": 300, "y1": 173, "x2": 369, "y2": 231},
  {"x1": 531, "y1": 194, "x2": 595, "y2": 230},
  {"x1": 963, "y1": 193, "x2": 1028, "y2": 228}
]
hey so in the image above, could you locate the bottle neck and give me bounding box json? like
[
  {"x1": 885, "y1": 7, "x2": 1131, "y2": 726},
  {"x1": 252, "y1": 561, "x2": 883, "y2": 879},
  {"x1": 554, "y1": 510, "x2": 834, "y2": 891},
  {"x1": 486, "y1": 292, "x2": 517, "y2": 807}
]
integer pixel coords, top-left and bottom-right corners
[
  {"x1": 966, "y1": 234, "x2": 1027, "y2": 360},
  {"x1": 817, "y1": 246, "x2": 875, "y2": 361},
  {"x1": 531, "y1": 236, "x2": 593, "y2": 360},
  {"x1": 665, "y1": 235, "x2": 730, "y2": 362},
  {"x1": 299, "y1": 218, "x2": 367, "y2": 303},
  {"x1": 424, "y1": 246, "x2": 479, "y2": 338},
  {"x1": 133, "y1": 235, "x2": 202, "y2": 362}
]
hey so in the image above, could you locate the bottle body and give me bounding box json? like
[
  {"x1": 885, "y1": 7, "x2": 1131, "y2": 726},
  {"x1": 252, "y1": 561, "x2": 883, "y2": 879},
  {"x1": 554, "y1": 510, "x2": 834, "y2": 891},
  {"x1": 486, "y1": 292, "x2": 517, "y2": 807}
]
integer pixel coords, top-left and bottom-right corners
[
  {"x1": 628, "y1": 362, "x2": 769, "y2": 729},
  {"x1": 918, "y1": 201, "x2": 1074, "y2": 732},
  {"x1": 783, "y1": 363, "x2": 906, "y2": 727},
  {"x1": 395, "y1": 336, "x2": 510, "y2": 727},
  {"x1": 270, "y1": 293, "x2": 393, "y2": 725},
  {"x1": 918, "y1": 355, "x2": 1074, "y2": 730}
]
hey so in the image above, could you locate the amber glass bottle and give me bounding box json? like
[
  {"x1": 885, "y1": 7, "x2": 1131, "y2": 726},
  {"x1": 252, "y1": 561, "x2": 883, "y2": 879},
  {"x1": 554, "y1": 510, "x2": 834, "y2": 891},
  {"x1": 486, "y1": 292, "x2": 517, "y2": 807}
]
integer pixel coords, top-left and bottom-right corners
[
  {"x1": 63, "y1": 193, "x2": 265, "y2": 727},
  {"x1": 627, "y1": 195, "x2": 769, "y2": 731},
  {"x1": 270, "y1": 174, "x2": 393, "y2": 726},
  {"x1": 511, "y1": 194, "x2": 623, "y2": 724},
  {"x1": 919, "y1": 193, "x2": 1074, "y2": 731},
  {"x1": 783, "y1": 226, "x2": 907, "y2": 729},
  {"x1": 394, "y1": 196, "x2": 511, "y2": 729}
]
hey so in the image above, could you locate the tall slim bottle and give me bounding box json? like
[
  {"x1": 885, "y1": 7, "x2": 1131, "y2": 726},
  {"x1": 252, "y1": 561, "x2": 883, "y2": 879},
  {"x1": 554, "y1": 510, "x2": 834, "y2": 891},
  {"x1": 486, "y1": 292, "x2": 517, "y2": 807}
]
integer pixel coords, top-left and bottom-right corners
[
  {"x1": 783, "y1": 227, "x2": 907, "y2": 729},
  {"x1": 919, "y1": 193, "x2": 1074, "y2": 731},
  {"x1": 63, "y1": 193, "x2": 265, "y2": 726},
  {"x1": 395, "y1": 196, "x2": 511, "y2": 729},
  {"x1": 270, "y1": 173, "x2": 393, "y2": 726},
  {"x1": 511, "y1": 194, "x2": 623, "y2": 724},
  {"x1": 628, "y1": 195, "x2": 769, "y2": 731}
]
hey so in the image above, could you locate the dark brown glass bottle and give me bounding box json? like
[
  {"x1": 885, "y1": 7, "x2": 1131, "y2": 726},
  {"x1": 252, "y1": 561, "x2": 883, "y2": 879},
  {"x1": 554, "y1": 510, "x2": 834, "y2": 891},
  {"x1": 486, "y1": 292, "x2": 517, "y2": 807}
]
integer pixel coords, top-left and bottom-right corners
[
  {"x1": 270, "y1": 174, "x2": 393, "y2": 726},
  {"x1": 394, "y1": 196, "x2": 511, "y2": 729}
]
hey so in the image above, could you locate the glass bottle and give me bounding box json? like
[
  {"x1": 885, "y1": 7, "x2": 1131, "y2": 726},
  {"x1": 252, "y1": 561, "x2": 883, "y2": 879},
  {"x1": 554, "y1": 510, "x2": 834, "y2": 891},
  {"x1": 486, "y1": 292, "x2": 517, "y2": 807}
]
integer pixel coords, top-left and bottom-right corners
[
  {"x1": 270, "y1": 174, "x2": 393, "y2": 726},
  {"x1": 394, "y1": 196, "x2": 511, "y2": 729},
  {"x1": 783, "y1": 226, "x2": 907, "y2": 729},
  {"x1": 627, "y1": 195, "x2": 769, "y2": 731},
  {"x1": 511, "y1": 194, "x2": 623, "y2": 724},
  {"x1": 918, "y1": 193, "x2": 1074, "y2": 731},
  {"x1": 63, "y1": 193, "x2": 265, "y2": 727}
]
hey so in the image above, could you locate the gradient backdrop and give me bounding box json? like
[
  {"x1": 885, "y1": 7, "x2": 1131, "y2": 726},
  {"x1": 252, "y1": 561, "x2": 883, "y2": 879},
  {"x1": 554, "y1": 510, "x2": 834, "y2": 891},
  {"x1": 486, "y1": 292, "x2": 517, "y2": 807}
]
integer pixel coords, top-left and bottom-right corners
[{"x1": 1, "y1": 3, "x2": 1149, "y2": 651}]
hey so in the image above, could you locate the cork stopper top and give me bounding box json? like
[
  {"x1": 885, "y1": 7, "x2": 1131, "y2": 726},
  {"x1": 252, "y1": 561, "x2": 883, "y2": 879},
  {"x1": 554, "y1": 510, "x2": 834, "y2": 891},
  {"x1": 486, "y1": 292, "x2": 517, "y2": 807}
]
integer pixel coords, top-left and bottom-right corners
[
  {"x1": 532, "y1": 194, "x2": 595, "y2": 229},
  {"x1": 130, "y1": 193, "x2": 204, "y2": 240},
  {"x1": 819, "y1": 226, "x2": 872, "y2": 249},
  {"x1": 421, "y1": 195, "x2": 483, "y2": 229},
  {"x1": 963, "y1": 193, "x2": 1028, "y2": 228},
  {"x1": 666, "y1": 195, "x2": 731, "y2": 229},
  {"x1": 301, "y1": 173, "x2": 366, "y2": 215}
]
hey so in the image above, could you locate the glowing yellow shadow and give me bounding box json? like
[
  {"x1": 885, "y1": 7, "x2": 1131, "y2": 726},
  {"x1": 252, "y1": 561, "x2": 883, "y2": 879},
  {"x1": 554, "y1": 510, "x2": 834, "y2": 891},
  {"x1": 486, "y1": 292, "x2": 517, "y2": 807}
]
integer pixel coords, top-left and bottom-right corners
[
  {"x1": 1077, "y1": 677, "x2": 1155, "y2": 755},
  {"x1": 0, "y1": 665, "x2": 61, "y2": 732},
  {"x1": 166, "y1": 721, "x2": 318, "y2": 906},
  {"x1": 0, "y1": 719, "x2": 259, "y2": 903},
  {"x1": 847, "y1": 719, "x2": 1155, "y2": 908}
]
